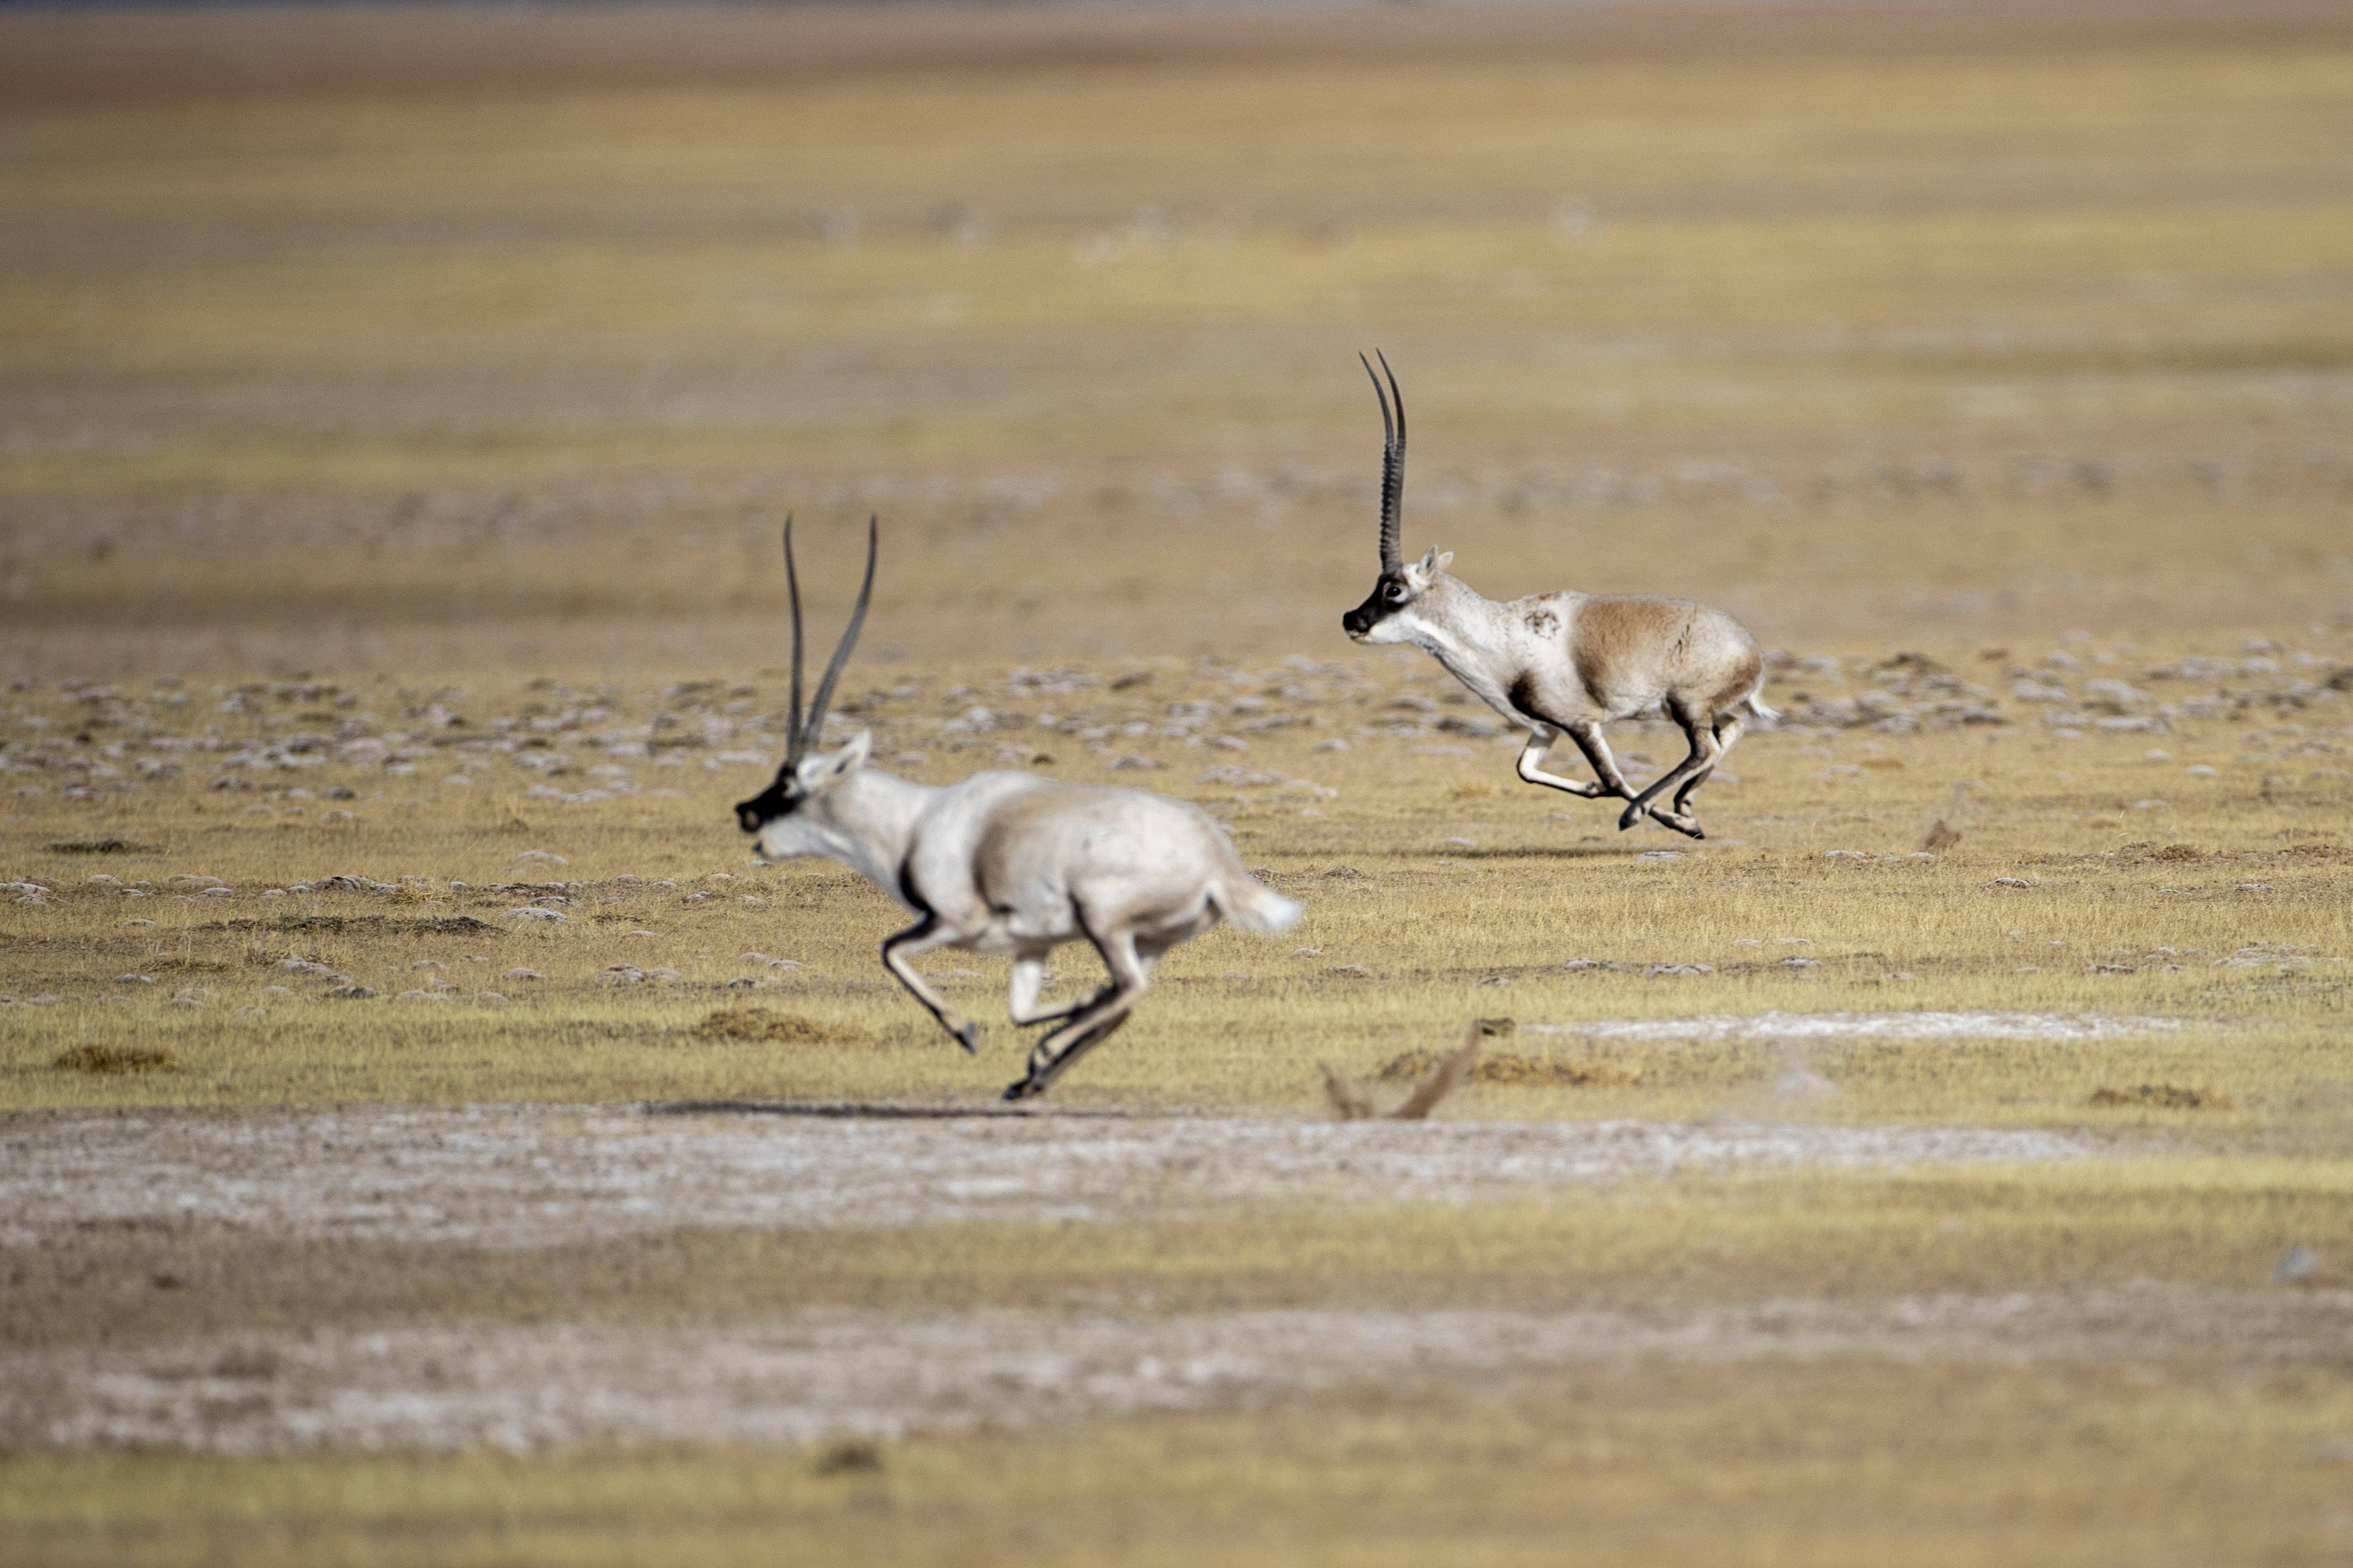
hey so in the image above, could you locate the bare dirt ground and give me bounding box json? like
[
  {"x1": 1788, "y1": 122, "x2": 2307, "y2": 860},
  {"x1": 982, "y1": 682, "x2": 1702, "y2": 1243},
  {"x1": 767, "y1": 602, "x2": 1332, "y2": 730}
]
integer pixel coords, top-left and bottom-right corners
[
  {"x1": 16, "y1": 1288, "x2": 2349, "y2": 1457},
  {"x1": 0, "y1": 1103, "x2": 2108, "y2": 1456},
  {"x1": 0, "y1": 1102, "x2": 2091, "y2": 1251}
]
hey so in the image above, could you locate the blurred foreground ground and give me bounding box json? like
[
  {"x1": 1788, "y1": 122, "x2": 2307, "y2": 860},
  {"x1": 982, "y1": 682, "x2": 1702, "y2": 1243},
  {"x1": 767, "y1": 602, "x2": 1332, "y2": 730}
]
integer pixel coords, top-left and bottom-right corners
[{"x1": 2, "y1": 2, "x2": 2352, "y2": 1563}]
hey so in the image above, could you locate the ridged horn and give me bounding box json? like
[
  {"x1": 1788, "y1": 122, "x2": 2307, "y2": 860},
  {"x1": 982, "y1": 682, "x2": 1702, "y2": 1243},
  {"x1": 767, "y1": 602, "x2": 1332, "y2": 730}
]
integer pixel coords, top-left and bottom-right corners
[{"x1": 1361, "y1": 351, "x2": 1406, "y2": 573}]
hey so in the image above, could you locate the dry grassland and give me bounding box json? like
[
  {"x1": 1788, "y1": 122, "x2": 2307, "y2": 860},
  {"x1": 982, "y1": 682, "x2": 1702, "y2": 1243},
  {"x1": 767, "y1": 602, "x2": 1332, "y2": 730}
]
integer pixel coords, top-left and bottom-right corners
[{"x1": 3, "y1": 2, "x2": 2353, "y2": 1562}]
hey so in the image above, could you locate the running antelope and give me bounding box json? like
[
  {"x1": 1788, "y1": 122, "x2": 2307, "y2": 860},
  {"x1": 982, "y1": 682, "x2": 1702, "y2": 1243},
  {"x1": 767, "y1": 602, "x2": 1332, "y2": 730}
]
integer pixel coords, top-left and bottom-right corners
[
  {"x1": 1339, "y1": 354, "x2": 1774, "y2": 838},
  {"x1": 735, "y1": 519, "x2": 1304, "y2": 1101}
]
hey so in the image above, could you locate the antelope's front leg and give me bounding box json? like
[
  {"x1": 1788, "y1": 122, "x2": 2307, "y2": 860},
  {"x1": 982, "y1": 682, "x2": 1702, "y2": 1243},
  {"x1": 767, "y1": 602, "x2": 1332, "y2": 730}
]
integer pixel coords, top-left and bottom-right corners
[
  {"x1": 1514, "y1": 731, "x2": 1604, "y2": 798},
  {"x1": 879, "y1": 915, "x2": 982, "y2": 1053},
  {"x1": 1565, "y1": 722, "x2": 1638, "y2": 804}
]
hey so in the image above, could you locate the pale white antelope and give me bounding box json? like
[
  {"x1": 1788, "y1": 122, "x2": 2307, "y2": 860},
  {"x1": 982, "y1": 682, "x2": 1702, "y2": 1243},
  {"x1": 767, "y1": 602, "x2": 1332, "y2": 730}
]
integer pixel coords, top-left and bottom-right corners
[
  {"x1": 1339, "y1": 354, "x2": 1774, "y2": 839},
  {"x1": 735, "y1": 519, "x2": 1304, "y2": 1101}
]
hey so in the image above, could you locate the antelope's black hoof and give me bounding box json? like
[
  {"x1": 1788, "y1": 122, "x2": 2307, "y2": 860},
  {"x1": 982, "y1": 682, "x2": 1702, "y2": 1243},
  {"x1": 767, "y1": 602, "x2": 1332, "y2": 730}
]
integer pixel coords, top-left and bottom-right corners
[
  {"x1": 954, "y1": 1021, "x2": 982, "y2": 1055},
  {"x1": 1002, "y1": 1077, "x2": 1043, "y2": 1103}
]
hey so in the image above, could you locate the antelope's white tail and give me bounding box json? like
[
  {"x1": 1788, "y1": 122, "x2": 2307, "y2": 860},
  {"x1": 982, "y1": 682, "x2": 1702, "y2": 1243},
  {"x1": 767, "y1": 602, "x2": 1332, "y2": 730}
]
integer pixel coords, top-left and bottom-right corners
[
  {"x1": 1212, "y1": 873, "x2": 1304, "y2": 935},
  {"x1": 1742, "y1": 689, "x2": 1780, "y2": 724}
]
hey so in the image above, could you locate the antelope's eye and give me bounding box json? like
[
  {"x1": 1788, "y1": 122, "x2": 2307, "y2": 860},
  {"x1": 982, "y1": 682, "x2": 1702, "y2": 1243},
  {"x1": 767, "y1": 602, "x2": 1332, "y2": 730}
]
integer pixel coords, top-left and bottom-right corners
[{"x1": 1385, "y1": 582, "x2": 1409, "y2": 603}]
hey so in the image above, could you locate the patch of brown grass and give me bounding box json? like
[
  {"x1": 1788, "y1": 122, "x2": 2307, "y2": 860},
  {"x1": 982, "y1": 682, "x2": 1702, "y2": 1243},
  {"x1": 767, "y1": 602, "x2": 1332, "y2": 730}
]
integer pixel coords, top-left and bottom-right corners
[
  {"x1": 52, "y1": 1045, "x2": 179, "y2": 1075},
  {"x1": 2089, "y1": 1083, "x2": 2230, "y2": 1111},
  {"x1": 692, "y1": 1008, "x2": 874, "y2": 1046},
  {"x1": 1377, "y1": 1046, "x2": 1643, "y2": 1089},
  {"x1": 810, "y1": 1439, "x2": 885, "y2": 1477}
]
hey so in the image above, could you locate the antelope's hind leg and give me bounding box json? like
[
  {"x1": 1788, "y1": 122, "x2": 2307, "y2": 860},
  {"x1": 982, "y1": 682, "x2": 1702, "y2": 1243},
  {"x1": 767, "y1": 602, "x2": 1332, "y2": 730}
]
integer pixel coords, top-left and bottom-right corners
[
  {"x1": 1670, "y1": 712, "x2": 1744, "y2": 820},
  {"x1": 1618, "y1": 701, "x2": 1719, "y2": 837},
  {"x1": 880, "y1": 914, "x2": 984, "y2": 1054},
  {"x1": 1004, "y1": 924, "x2": 1151, "y2": 1101}
]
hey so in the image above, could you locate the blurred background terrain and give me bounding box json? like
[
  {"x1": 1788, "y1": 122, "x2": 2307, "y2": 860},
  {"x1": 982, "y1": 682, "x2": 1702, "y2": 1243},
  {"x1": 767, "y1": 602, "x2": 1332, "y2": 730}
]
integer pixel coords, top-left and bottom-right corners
[{"x1": 4, "y1": 0, "x2": 2351, "y2": 677}]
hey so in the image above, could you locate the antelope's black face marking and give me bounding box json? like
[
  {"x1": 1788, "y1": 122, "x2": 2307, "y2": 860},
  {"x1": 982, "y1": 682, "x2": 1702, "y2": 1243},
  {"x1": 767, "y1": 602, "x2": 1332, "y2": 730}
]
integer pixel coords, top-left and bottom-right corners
[
  {"x1": 735, "y1": 771, "x2": 803, "y2": 834},
  {"x1": 1343, "y1": 574, "x2": 1414, "y2": 640}
]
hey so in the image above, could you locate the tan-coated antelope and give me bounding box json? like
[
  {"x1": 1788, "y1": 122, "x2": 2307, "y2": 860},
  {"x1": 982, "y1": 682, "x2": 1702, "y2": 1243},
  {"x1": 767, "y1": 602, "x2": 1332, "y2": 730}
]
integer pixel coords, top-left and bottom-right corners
[
  {"x1": 1340, "y1": 354, "x2": 1774, "y2": 839},
  {"x1": 735, "y1": 519, "x2": 1304, "y2": 1101}
]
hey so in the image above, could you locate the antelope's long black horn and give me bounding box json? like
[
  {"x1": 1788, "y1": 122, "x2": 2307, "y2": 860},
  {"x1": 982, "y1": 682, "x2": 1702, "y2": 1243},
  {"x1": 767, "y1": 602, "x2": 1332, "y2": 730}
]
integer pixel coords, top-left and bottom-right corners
[
  {"x1": 1362, "y1": 351, "x2": 1405, "y2": 572},
  {"x1": 783, "y1": 515, "x2": 807, "y2": 764},
  {"x1": 801, "y1": 515, "x2": 878, "y2": 755}
]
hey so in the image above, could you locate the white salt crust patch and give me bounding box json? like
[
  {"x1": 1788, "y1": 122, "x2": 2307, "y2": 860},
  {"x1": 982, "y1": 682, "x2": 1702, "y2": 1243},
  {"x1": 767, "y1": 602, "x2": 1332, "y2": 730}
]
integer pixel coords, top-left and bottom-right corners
[
  {"x1": 7, "y1": 1285, "x2": 2344, "y2": 1456},
  {"x1": 1522, "y1": 1011, "x2": 2200, "y2": 1045},
  {"x1": 0, "y1": 1107, "x2": 2087, "y2": 1250}
]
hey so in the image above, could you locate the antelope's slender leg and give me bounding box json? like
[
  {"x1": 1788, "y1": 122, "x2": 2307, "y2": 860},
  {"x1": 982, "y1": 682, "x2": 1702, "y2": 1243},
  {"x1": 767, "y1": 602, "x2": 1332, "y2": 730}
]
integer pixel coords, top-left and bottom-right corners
[
  {"x1": 1672, "y1": 713, "x2": 1744, "y2": 816},
  {"x1": 1007, "y1": 953, "x2": 1095, "y2": 1028},
  {"x1": 1567, "y1": 720, "x2": 1702, "y2": 833},
  {"x1": 1004, "y1": 925, "x2": 1149, "y2": 1101},
  {"x1": 1620, "y1": 703, "x2": 1720, "y2": 837},
  {"x1": 1564, "y1": 721, "x2": 1637, "y2": 801},
  {"x1": 880, "y1": 915, "x2": 983, "y2": 1053},
  {"x1": 1515, "y1": 729, "x2": 1605, "y2": 798}
]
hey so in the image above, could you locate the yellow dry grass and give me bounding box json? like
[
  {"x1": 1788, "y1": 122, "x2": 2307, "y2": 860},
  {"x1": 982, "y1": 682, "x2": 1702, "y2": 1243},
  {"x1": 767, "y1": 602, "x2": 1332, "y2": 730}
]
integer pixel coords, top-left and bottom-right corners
[{"x1": 3, "y1": 2, "x2": 2353, "y2": 1562}]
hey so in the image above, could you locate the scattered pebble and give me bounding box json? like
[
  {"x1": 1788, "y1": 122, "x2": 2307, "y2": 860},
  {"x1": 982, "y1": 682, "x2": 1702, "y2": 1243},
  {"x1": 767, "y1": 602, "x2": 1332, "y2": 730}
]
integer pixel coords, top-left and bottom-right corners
[
  {"x1": 1772, "y1": 1061, "x2": 1840, "y2": 1099},
  {"x1": 2274, "y1": 1246, "x2": 2320, "y2": 1285}
]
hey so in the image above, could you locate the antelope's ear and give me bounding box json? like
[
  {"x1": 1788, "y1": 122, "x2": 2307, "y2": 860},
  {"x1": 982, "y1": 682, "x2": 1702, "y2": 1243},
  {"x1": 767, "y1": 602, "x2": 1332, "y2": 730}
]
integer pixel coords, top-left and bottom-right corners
[
  {"x1": 793, "y1": 729, "x2": 873, "y2": 792},
  {"x1": 1422, "y1": 548, "x2": 1452, "y2": 575}
]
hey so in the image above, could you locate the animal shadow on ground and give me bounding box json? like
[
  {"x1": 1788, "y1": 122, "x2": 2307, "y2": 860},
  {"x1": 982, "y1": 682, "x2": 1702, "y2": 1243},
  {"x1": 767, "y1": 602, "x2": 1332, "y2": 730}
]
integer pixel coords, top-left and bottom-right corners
[
  {"x1": 639, "y1": 1099, "x2": 1155, "y2": 1120},
  {"x1": 1441, "y1": 844, "x2": 1668, "y2": 861}
]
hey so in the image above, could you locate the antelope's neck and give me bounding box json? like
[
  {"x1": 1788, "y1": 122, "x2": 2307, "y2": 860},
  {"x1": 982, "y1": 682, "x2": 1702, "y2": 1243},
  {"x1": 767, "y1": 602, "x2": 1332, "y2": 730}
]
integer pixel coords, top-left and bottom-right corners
[
  {"x1": 1406, "y1": 578, "x2": 1514, "y2": 692},
  {"x1": 813, "y1": 769, "x2": 939, "y2": 894}
]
